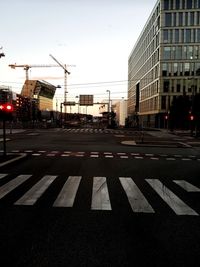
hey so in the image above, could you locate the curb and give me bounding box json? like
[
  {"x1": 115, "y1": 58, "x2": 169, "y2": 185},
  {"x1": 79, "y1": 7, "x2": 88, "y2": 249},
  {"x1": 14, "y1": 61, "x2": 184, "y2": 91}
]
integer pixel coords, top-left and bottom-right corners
[
  {"x1": 0, "y1": 153, "x2": 27, "y2": 167},
  {"x1": 121, "y1": 141, "x2": 191, "y2": 148}
]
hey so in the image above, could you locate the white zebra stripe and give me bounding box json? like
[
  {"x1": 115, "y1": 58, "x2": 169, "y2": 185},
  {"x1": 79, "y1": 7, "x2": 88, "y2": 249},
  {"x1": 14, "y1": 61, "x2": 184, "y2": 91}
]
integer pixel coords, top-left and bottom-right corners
[
  {"x1": 146, "y1": 179, "x2": 198, "y2": 216},
  {"x1": 91, "y1": 177, "x2": 111, "y2": 210},
  {"x1": 53, "y1": 176, "x2": 81, "y2": 207},
  {"x1": 0, "y1": 175, "x2": 32, "y2": 199},
  {"x1": 15, "y1": 175, "x2": 57, "y2": 205},
  {"x1": 119, "y1": 177, "x2": 154, "y2": 213},
  {"x1": 173, "y1": 180, "x2": 200, "y2": 192}
]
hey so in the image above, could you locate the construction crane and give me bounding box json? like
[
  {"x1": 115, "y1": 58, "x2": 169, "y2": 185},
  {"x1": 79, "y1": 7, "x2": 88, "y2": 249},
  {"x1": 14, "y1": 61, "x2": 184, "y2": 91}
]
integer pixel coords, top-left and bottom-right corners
[
  {"x1": 8, "y1": 63, "x2": 61, "y2": 80},
  {"x1": 49, "y1": 54, "x2": 72, "y2": 116},
  {"x1": 0, "y1": 47, "x2": 5, "y2": 58}
]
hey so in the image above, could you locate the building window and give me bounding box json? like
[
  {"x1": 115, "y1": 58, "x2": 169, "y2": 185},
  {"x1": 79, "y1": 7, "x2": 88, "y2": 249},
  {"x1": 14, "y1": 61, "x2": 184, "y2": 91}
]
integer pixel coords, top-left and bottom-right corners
[
  {"x1": 186, "y1": 0, "x2": 192, "y2": 9},
  {"x1": 178, "y1": 13, "x2": 183, "y2": 26},
  {"x1": 175, "y1": 0, "x2": 180, "y2": 9},
  {"x1": 173, "y1": 63, "x2": 178, "y2": 76},
  {"x1": 163, "y1": 30, "x2": 169, "y2": 43},
  {"x1": 161, "y1": 96, "x2": 166, "y2": 109},
  {"x1": 184, "y1": 63, "x2": 190, "y2": 76},
  {"x1": 162, "y1": 63, "x2": 168, "y2": 76},
  {"x1": 165, "y1": 13, "x2": 172, "y2": 26},
  {"x1": 175, "y1": 29, "x2": 179, "y2": 42},
  {"x1": 190, "y1": 12, "x2": 194, "y2": 26},
  {"x1": 164, "y1": 0, "x2": 169, "y2": 10},
  {"x1": 185, "y1": 12, "x2": 188, "y2": 26},
  {"x1": 164, "y1": 80, "x2": 170, "y2": 92},
  {"x1": 164, "y1": 47, "x2": 171, "y2": 59},
  {"x1": 176, "y1": 83, "x2": 181, "y2": 93},
  {"x1": 175, "y1": 46, "x2": 182, "y2": 59},
  {"x1": 185, "y1": 29, "x2": 191, "y2": 42}
]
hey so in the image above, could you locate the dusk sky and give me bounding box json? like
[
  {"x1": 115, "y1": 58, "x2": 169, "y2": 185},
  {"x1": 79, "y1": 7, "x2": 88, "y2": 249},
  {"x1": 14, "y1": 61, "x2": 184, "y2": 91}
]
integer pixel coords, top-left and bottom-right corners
[{"x1": 0, "y1": 0, "x2": 157, "y2": 113}]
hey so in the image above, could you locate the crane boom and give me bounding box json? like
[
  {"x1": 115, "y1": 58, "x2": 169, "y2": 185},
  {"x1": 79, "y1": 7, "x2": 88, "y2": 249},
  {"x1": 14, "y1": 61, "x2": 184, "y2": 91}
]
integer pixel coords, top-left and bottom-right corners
[{"x1": 49, "y1": 54, "x2": 70, "y2": 75}]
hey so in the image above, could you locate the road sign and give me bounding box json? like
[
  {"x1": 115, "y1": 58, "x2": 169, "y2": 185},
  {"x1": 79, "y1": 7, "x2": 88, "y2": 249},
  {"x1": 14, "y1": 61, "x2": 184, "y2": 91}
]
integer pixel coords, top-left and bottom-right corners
[
  {"x1": 79, "y1": 95, "x2": 93, "y2": 106},
  {"x1": 63, "y1": 101, "x2": 76, "y2": 106}
]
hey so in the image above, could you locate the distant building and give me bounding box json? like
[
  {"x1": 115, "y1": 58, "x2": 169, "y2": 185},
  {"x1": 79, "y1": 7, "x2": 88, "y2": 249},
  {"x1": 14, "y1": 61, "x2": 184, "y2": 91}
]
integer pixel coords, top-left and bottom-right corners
[
  {"x1": 112, "y1": 99, "x2": 127, "y2": 126},
  {"x1": 128, "y1": 0, "x2": 200, "y2": 128},
  {"x1": 21, "y1": 80, "x2": 56, "y2": 111}
]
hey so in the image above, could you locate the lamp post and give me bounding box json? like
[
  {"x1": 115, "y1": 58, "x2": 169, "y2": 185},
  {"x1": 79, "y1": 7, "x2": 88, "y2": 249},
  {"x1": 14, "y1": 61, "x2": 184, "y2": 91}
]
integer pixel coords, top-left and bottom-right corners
[{"x1": 106, "y1": 90, "x2": 111, "y2": 127}]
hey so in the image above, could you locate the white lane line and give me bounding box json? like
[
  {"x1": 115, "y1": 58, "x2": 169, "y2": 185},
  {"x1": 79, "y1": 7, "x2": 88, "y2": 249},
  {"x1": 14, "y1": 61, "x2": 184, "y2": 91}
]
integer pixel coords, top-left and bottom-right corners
[
  {"x1": 119, "y1": 177, "x2": 154, "y2": 213},
  {"x1": 0, "y1": 175, "x2": 32, "y2": 199},
  {"x1": 173, "y1": 180, "x2": 200, "y2": 192},
  {"x1": 182, "y1": 158, "x2": 192, "y2": 161},
  {"x1": 120, "y1": 156, "x2": 129, "y2": 159},
  {"x1": 146, "y1": 179, "x2": 198, "y2": 216},
  {"x1": 105, "y1": 155, "x2": 113, "y2": 158},
  {"x1": 150, "y1": 157, "x2": 159, "y2": 160},
  {"x1": 134, "y1": 156, "x2": 144, "y2": 159},
  {"x1": 90, "y1": 155, "x2": 99, "y2": 158},
  {"x1": 15, "y1": 175, "x2": 57, "y2": 206},
  {"x1": 145, "y1": 154, "x2": 154, "y2": 157},
  {"x1": 61, "y1": 154, "x2": 70, "y2": 157},
  {"x1": 32, "y1": 153, "x2": 41, "y2": 156},
  {"x1": 0, "y1": 173, "x2": 8, "y2": 179},
  {"x1": 53, "y1": 176, "x2": 82, "y2": 207},
  {"x1": 117, "y1": 153, "x2": 127, "y2": 155},
  {"x1": 91, "y1": 177, "x2": 111, "y2": 210}
]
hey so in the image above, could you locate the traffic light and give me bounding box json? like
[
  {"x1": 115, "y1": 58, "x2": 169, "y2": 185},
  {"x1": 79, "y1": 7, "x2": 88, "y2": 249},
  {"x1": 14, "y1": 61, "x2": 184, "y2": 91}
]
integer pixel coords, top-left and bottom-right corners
[
  {"x1": 0, "y1": 103, "x2": 14, "y2": 120},
  {"x1": 190, "y1": 114, "x2": 194, "y2": 121}
]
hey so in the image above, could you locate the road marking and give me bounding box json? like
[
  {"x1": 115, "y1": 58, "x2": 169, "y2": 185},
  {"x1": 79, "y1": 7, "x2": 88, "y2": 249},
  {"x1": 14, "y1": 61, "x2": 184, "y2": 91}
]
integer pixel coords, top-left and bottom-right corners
[
  {"x1": 182, "y1": 158, "x2": 192, "y2": 161},
  {"x1": 146, "y1": 179, "x2": 198, "y2": 216},
  {"x1": 91, "y1": 177, "x2": 111, "y2": 210},
  {"x1": 53, "y1": 176, "x2": 81, "y2": 207},
  {"x1": 15, "y1": 175, "x2": 57, "y2": 205},
  {"x1": 0, "y1": 173, "x2": 8, "y2": 179},
  {"x1": 134, "y1": 156, "x2": 143, "y2": 159},
  {"x1": 47, "y1": 154, "x2": 56, "y2": 157},
  {"x1": 105, "y1": 155, "x2": 114, "y2": 158},
  {"x1": 120, "y1": 156, "x2": 129, "y2": 159},
  {"x1": 90, "y1": 155, "x2": 99, "y2": 158},
  {"x1": 0, "y1": 175, "x2": 32, "y2": 199},
  {"x1": 166, "y1": 158, "x2": 176, "y2": 161},
  {"x1": 150, "y1": 157, "x2": 159, "y2": 160},
  {"x1": 32, "y1": 153, "x2": 41, "y2": 156},
  {"x1": 173, "y1": 180, "x2": 200, "y2": 192},
  {"x1": 119, "y1": 177, "x2": 154, "y2": 213}
]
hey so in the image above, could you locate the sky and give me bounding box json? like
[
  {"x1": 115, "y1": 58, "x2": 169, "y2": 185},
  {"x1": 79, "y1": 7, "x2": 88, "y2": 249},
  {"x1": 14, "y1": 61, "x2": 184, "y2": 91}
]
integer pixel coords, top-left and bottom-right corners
[{"x1": 0, "y1": 0, "x2": 157, "y2": 115}]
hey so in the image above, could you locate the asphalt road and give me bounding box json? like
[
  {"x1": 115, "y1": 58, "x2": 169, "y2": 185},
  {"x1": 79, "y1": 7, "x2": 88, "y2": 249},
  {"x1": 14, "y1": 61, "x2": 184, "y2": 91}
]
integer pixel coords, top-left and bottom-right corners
[{"x1": 0, "y1": 128, "x2": 200, "y2": 267}]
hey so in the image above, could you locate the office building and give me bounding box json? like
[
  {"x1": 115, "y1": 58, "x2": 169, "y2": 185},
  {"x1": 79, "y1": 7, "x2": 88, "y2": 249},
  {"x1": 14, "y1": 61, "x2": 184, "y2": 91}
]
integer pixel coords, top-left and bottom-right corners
[
  {"x1": 128, "y1": 0, "x2": 200, "y2": 127},
  {"x1": 21, "y1": 80, "x2": 56, "y2": 111}
]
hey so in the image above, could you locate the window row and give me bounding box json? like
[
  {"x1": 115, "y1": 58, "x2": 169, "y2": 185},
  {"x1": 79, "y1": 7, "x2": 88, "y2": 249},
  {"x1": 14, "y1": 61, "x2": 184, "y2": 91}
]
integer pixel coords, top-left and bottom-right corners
[
  {"x1": 140, "y1": 97, "x2": 158, "y2": 113},
  {"x1": 165, "y1": 11, "x2": 200, "y2": 27},
  {"x1": 163, "y1": 45, "x2": 200, "y2": 60},
  {"x1": 163, "y1": 28, "x2": 200, "y2": 44},
  {"x1": 163, "y1": 0, "x2": 200, "y2": 10},
  {"x1": 141, "y1": 81, "x2": 159, "y2": 101},
  {"x1": 162, "y1": 62, "x2": 200, "y2": 77},
  {"x1": 162, "y1": 79, "x2": 200, "y2": 94}
]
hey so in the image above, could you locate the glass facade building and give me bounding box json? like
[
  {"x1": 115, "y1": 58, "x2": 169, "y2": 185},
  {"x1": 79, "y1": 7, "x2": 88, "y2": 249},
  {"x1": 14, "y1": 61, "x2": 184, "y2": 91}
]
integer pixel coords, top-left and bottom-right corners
[
  {"x1": 21, "y1": 80, "x2": 56, "y2": 111},
  {"x1": 128, "y1": 0, "x2": 200, "y2": 127}
]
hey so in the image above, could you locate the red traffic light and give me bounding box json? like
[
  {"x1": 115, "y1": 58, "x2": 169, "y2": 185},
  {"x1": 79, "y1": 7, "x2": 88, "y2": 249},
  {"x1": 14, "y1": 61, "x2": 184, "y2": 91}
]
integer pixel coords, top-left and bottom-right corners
[
  {"x1": 0, "y1": 103, "x2": 14, "y2": 112},
  {"x1": 190, "y1": 115, "x2": 194, "y2": 121}
]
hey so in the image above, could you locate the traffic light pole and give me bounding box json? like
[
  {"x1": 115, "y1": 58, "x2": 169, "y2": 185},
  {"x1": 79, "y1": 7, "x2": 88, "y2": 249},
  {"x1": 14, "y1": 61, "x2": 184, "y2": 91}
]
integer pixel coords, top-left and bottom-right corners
[{"x1": 2, "y1": 118, "x2": 6, "y2": 156}]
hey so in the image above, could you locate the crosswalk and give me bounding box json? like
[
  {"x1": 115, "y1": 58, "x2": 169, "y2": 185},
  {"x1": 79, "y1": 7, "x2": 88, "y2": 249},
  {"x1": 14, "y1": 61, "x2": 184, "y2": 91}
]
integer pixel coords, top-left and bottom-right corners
[
  {"x1": 0, "y1": 173, "x2": 199, "y2": 216},
  {"x1": 56, "y1": 128, "x2": 136, "y2": 135}
]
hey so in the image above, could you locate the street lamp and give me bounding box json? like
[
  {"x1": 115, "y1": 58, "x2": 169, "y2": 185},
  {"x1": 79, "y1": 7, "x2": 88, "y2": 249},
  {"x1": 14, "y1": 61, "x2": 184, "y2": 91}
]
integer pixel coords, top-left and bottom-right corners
[{"x1": 106, "y1": 90, "x2": 110, "y2": 113}]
